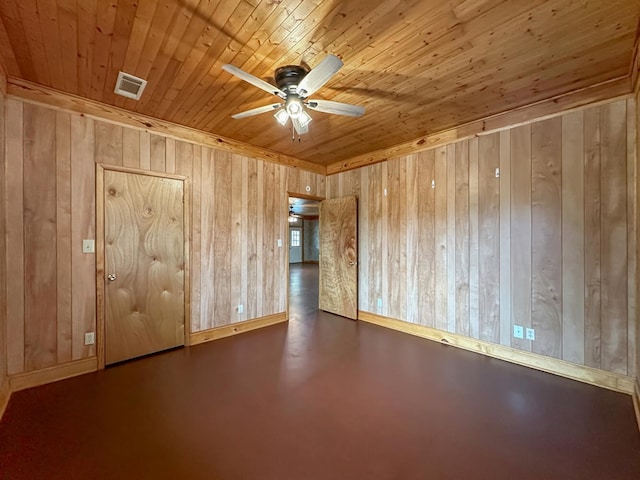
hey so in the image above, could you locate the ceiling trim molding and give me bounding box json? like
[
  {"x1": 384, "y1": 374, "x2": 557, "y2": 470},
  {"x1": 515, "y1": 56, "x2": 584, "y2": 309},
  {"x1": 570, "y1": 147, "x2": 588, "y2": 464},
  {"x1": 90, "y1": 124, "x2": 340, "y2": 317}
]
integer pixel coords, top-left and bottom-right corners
[
  {"x1": 326, "y1": 76, "x2": 632, "y2": 175},
  {"x1": 6, "y1": 78, "x2": 325, "y2": 176}
]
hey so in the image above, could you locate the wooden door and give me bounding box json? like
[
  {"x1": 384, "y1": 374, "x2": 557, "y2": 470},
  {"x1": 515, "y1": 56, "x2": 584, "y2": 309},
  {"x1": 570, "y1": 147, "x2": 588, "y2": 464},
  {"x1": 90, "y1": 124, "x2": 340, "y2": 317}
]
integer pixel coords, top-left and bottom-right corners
[
  {"x1": 289, "y1": 227, "x2": 303, "y2": 263},
  {"x1": 319, "y1": 196, "x2": 358, "y2": 319},
  {"x1": 104, "y1": 170, "x2": 185, "y2": 364}
]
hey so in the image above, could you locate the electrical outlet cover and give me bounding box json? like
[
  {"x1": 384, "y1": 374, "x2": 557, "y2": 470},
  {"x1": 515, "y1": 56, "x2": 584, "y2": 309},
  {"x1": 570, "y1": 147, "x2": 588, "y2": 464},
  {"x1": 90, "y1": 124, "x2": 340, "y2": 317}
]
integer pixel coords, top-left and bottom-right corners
[
  {"x1": 513, "y1": 325, "x2": 524, "y2": 339},
  {"x1": 526, "y1": 328, "x2": 535, "y2": 341}
]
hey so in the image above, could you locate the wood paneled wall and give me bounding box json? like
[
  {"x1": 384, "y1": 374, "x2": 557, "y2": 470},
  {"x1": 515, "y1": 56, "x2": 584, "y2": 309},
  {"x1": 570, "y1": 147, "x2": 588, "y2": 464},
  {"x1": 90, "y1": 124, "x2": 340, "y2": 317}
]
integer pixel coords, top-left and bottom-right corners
[
  {"x1": 636, "y1": 86, "x2": 640, "y2": 386},
  {"x1": 0, "y1": 69, "x2": 7, "y2": 395},
  {"x1": 4, "y1": 97, "x2": 325, "y2": 376},
  {"x1": 327, "y1": 99, "x2": 637, "y2": 377}
]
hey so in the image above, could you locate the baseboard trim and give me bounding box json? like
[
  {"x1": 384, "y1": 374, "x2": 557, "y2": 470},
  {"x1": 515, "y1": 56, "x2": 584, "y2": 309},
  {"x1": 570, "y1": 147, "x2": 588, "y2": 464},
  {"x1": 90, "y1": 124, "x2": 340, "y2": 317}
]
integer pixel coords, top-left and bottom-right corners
[
  {"x1": 190, "y1": 313, "x2": 288, "y2": 345},
  {"x1": 0, "y1": 380, "x2": 10, "y2": 418},
  {"x1": 9, "y1": 358, "x2": 98, "y2": 393},
  {"x1": 633, "y1": 379, "x2": 640, "y2": 432},
  {"x1": 359, "y1": 311, "x2": 635, "y2": 395}
]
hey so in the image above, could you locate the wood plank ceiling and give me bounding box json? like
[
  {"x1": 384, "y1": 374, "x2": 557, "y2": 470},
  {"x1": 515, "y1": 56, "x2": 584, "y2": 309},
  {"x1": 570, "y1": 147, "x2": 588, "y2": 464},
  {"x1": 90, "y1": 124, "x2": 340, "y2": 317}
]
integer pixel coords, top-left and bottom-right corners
[{"x1": 0, "y1": 0, "x2": 638, "y2": 166}]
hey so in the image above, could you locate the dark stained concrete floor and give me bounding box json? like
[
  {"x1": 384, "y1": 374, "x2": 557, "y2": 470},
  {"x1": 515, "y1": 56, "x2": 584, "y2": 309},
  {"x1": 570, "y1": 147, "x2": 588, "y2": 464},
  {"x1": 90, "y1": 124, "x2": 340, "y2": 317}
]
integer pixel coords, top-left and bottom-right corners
[{"x1": 1, "y1": 263, "x2": 639, "y2": 479}]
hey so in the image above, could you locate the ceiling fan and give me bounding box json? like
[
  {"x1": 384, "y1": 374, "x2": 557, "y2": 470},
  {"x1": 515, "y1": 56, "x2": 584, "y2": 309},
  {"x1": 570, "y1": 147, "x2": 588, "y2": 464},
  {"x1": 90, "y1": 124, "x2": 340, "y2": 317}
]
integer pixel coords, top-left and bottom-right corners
[{"x1": 222, "y1": 54, "x2": 365, "y2": 136}]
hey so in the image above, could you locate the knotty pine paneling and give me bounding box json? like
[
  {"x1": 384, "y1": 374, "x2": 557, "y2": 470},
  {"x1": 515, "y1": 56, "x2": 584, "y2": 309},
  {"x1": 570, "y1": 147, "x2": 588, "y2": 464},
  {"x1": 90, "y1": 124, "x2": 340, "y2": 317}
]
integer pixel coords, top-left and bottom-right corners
[
  {"x1": 3, "y1": 97, "x2": 325, "y2": 376},
  {"x1": 328, "y1": 99, "x2": 637, "y2": 377}
]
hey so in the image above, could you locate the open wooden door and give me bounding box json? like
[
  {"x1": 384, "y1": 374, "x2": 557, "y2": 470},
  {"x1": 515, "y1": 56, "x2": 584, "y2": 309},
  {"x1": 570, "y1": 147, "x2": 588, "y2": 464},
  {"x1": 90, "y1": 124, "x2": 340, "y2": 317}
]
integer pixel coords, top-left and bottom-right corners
[
  {"x1": 319, "y1": 196, "x2": 358, "y2": 319},
  {"x1": 103, "y1": 169, "x2": 186, "y2": 364}
]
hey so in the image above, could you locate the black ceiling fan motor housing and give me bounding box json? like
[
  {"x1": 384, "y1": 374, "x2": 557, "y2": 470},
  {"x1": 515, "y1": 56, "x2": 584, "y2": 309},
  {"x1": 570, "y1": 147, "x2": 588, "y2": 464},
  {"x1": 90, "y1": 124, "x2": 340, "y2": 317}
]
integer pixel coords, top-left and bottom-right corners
[{"x1": 274, "y1": 65, "x2": 309, "y2": 93}]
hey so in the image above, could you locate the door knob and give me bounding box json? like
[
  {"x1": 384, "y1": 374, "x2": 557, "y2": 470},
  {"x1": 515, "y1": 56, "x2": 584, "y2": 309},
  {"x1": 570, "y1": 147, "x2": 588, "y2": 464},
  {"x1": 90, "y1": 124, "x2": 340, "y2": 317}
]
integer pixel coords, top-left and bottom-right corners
[{"x1": 107, "y1": 274, "x2": 117, "y2": 281}]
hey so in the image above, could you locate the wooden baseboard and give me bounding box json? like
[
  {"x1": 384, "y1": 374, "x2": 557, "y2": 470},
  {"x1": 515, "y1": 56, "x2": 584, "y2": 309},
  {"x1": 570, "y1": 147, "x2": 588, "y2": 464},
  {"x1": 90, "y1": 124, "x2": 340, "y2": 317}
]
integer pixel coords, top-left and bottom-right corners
[
  {"x1": 359, "y1": 311, "x2": 635, "y2": 395},
  {"x1": 0, "y1": 379, "x2": 10, "y2": 418},
  {"x1": 190, "y1": 313, "x2": 288, "y2": 345},
  {"x1": 9, "y1": 358, "x2": 98, "y2": 392},
  {"x1": 633, "y1": 379, "x2": 640, "y2": 432}
]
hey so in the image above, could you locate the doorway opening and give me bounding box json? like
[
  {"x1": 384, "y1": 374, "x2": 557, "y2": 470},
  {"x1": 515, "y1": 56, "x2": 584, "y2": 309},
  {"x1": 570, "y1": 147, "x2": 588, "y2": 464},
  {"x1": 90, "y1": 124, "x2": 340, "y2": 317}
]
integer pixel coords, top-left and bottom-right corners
[{"x1": 288, "y1": 196, "x2": 320, "y2": 320}]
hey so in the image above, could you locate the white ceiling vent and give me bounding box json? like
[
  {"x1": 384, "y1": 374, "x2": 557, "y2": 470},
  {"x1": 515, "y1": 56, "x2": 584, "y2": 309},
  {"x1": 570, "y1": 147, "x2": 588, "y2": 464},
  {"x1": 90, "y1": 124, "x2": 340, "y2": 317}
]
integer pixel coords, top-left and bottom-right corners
[{"x1": 114, "y1": 71, "x2": 147, "y2": 100}]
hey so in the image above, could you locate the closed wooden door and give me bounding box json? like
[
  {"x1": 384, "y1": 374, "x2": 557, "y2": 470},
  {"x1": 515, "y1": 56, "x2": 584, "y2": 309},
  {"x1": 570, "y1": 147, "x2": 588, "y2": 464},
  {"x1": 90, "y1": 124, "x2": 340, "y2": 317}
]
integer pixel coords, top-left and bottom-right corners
[
  {"x1": 319, "y1": 196, "x2": 358, "y2": 319},
  {"x1": 104, "y1": 170, "x2": 185, "y2": 364},
  {"x1": 289, "y1": 227, "x2": 303, "y2": 263}
]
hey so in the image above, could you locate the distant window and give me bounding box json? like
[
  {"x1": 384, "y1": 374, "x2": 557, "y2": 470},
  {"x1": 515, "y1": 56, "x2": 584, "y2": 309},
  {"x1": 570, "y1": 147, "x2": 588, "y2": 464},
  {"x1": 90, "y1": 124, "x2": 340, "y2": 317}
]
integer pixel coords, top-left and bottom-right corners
[{"x1": 291, "y1": 229, "x2": 301, "y2": 247}]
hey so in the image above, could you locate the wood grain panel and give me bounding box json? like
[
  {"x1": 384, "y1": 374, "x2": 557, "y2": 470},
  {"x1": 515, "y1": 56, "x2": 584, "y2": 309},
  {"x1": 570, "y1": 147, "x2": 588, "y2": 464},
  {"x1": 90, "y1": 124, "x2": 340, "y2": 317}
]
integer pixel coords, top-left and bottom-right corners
[
  {"x1": 434, "y1": 146, "x2": 448, "y2": 332},
  {"x1": 262, "y1": 162, "x2": 276, "y2": 316},
  {"x1": 0, "y1": 88, "x2": 5, "y2": 386},
  {"x1": 367, "y1": 163, "x2": 383, "y2": 314},
  {"x1": 510, "y1": 124, "x2": 533, "y2": 352},
  {"x1": 499, "y1": 131, "x2": 511, "y2": 347},
  {"x1": 468, "y1": 138, "x2": 480, "y2": 339},
  {"x1": 23, "y1": 103, "x2": 57, "y2": 371},
  {"x1": 150, "y1": 133, "x2": 166, "y2": 172},
  {"x1": 199, "y1": 147, "x2": 215, "y2": 330},
  {"x1": 55, "y1": 111, "x2": 72, "y2": 364},
  {"x1": 455, "y1": 141, "x2": 470, "y2": 337},
  {"x1": 561, "y1": 111, "x2": 586, "y2": 364},
  {"x1": 122, "y1": 128, "x2": 140, "y2": 169},
  {"x1": 531, "y1": 117, "x2": 563, "y2": 359},
  {"x1": 70, "y1": 115, "x2": 96, "y2": 361},
  {"x1": 95, "y1": 121, "x2": 123, "y2": 166},
  {"x1": 104, "y1": 170, "x2": 185, "y2": 364},
  {"x1": 446, "y1": 144, "x2": 456, "y2": 333},
  {"x1": 417, "y1": 150, "x2": 435, "y2": 328},
  {"x1": 600, "y1": 100, "x2": 628, "y2": 374},
  {"x1": 584, "y1": 106, "x2": 602, "y2": 368},
  {"x1": 213, "y1": 151, "x2": 232, "y2": 327},
  {"x1": 190, "y1": 144, "x2": 202, "y2": 331},
  {"x1": 5, "y1": 98, "x2": 24, "y2": 374},
  {"x1": 405, "y1": 155, "x2": 418, "y2": 324},
  {"x1": 247, "y1": 157, "x2": 258, "y2": 320},
  {"x1": 387, "y1": 157, "x2": 406, "y2": 321},
  {"x1": 319, "y1": 196, "x2": 358, "y2": 319},
  {"x1": 477, "y1": 134, "x2": 500, "y2": 344}
]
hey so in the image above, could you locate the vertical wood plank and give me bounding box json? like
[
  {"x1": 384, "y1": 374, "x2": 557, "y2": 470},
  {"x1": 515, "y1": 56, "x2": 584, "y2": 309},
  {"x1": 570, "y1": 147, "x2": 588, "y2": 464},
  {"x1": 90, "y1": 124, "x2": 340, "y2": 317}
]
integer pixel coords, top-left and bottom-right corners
[
  {"x1": 263, "y1": 162, "x2": 277, "y2": 315},
  {"x1": 23, "y1": 104, "x2": 57, "y2": 371},
  {"x1": 139, "y1": 131, "x2": 151, "y2": 170},
  {"x1": 446, "y1": 144, "x2": 456, "y2": 333},
  {"x1": 56, "y1": 111, "x2": 72, "y2": 364},
  {"x1": 5, "y1": 99, "x2": 24, "y2": 374},
  {"x1": 511, "y1": 124, "x2": 533, "y2": 352},
  {"x1": 256, "y1": 161, "x2": 264, "y2": 317},
  {"x1": 200, "y1": 148, "x2": 215, "y2": 330},
  {"x1": 562, "y1": 110, "x2": 586, "y2": 364},
  {"x1": 190, "y1": 145, "x2": 202, "y2": 332},
  {"x1": 165, "y1": 137, "x2": 176, "y2": 173},
  {"x1": 359, "y1": 165, "x2": 369, "y2": 312},
  {"x1": 455, "y1": 141, "x2": 470, "y2": 337},
  {"x1": 94, "y1": 121, "x2": 123, "y2": 166},
  {"x1": 626, "y1": 98, "x2": 637, "y2": 378},
  {"x1": 406, "y1": 155, "x2": 418, "y2": 324},
  {"x1": 418, "y1": 150, "x2": 436, "y2": 327},
  {"x1": 468, "y1": 138, "x2": 480, "y2": 338},
  {"x1": 214, "y1": 151, "x2": 232, "y2": 327},
  {"x1": 71, "y1": 115, "x2": 96, "y2": 360},
  {"x1": 240, "y1": 157, "x2": 249, "y2": 321},
  {"x1": 600, "y1": 100, "x2": 628, "y2": 374},
  {"x1": 368, "y1": 163, "x2": 383, "y2": 314},
  {"x1": 122, "y1": 128, "x2": 140, "y2": 169},
  {"x1": 381, "y1": 161, "x2": 388, "y2": 317},
  {"x1": 531, "y1": 117, "x2": 563, "y2": 359},
  {"x1": 247, "y1": 158, "x2": 259, "y2": 319},
  {"x1": 230, "y1": 154, "x2": 243, "y2": 322},
  {"x1": 478, "y1": 133, "x2": 501, "y2": 344},
  {"x1": 435, "y1": 146, "x2": 448, "y2": 332},
  {"x1": 387, "y1": 157, "x2": 406, "y2": 320},
  {"x1": 150, "y1": 134, "x2": 166, "y2": 172},
  {"x1": 499, "y1": 131, "x2": 511, "y2": 347},
  {"x1": 584, "y1": 106, "x2": 602, "y2": 368}
]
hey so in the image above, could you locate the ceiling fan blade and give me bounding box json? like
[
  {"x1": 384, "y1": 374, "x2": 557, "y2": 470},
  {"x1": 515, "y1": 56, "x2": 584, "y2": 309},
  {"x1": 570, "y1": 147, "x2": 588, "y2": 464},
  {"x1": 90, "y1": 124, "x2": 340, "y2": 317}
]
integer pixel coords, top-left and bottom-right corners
[
  {"x1": 306, "y1": 99, "x2": 365, "y2": 117},
  {"x1": 292, "y1": 116, "x2": 309, "y2": 135},
  {"x1": 297, "y1": 54, "x2": 343, "y2": 97},
  {"x1": 222, "y1": 64, "x2": 287, "y2": 99},
  {"x1": 231, "y1": 103, "x2": 283, "y2": 119}
]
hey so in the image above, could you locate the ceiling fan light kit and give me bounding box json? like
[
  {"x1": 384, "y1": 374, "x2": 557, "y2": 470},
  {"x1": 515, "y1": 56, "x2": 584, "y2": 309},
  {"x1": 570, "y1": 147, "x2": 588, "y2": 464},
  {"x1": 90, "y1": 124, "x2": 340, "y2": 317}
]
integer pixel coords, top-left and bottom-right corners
[{"x1": 222, "y1": 54, "x2": 365, "y2": 138}]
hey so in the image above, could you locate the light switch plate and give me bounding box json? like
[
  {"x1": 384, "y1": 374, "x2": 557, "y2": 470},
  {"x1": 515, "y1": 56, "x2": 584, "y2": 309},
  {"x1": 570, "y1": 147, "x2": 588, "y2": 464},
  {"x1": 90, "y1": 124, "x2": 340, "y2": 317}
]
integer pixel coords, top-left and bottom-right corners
[
  {"x1": 84, "y1": 332, "x2": 95, "y2": 345},
  {"x1": 82, "y1": 239, "x2": 95, "y2": 254}
]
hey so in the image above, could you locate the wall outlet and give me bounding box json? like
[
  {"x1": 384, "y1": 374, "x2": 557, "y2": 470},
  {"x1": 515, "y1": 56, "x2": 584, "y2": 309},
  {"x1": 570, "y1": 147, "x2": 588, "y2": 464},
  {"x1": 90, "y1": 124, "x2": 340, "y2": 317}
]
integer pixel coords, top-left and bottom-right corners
[
  {"x1": 84, "y1": 332, "x2": 95, "y2": 345},
  {"x1": 277, "y1": 239, "x2": 282, "y2": 248},
  {"x1": 237, "y1": 304, "x2": 243, "y2": 314},
  {"x1": 513, "y1": 325, "x2": 524, "y2": 339},
  {"x1": 377, "y1": 298, "x2": 383, "y2": 309},
  {"x1": 526, "y1": 328, "x2": 535, "y2": 341}
]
